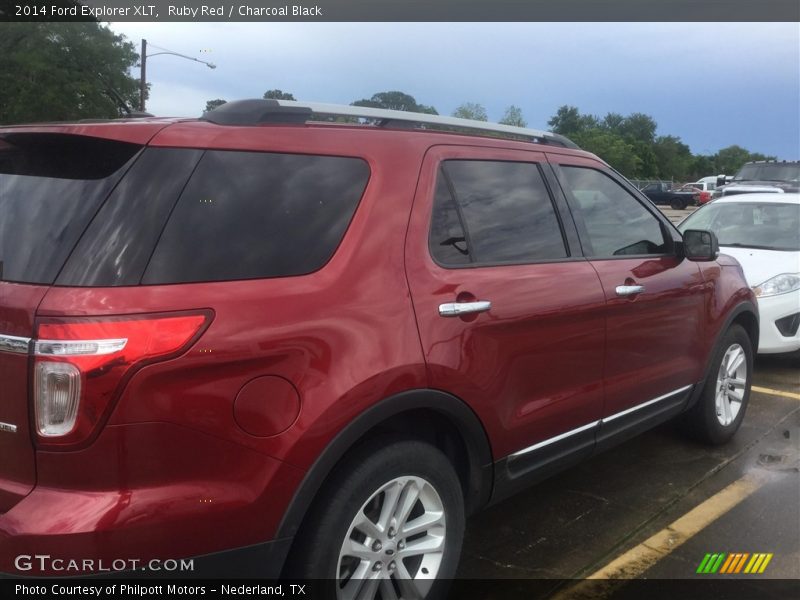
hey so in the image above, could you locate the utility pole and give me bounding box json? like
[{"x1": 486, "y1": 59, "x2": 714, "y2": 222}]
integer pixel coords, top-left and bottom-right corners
[
  {"x1": 138, "y1": 39, "x2": 215, "y2": 113},
  {"x1": 139, "y1": 38, "x2": 147, "y2": 112}
]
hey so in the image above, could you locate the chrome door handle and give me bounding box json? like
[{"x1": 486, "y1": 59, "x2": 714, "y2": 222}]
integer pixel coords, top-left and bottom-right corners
[
  {"x1": 438, "y1": 301, "x2": 492, "y2": 317},
  {"x1": 616, "y1": 285, "x2": 645, "y2": 296}
]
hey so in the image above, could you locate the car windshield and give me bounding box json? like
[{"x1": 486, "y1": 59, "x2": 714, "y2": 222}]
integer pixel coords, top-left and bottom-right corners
[
  {"x1": 733, "y1": 163, "x2": 800, "y2": 182},
  {"x1": 679, "y1": 202, "x2": 800, "y2": 251}
]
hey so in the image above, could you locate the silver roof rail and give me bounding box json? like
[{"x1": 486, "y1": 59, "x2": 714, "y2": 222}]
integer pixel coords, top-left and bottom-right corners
[{"x1": 200, "y1": 99, "x2": 579, "y2": 149}]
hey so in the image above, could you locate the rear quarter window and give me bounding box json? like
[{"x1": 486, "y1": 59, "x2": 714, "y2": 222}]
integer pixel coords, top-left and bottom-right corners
[
  {"x1": 0, "y1": 133, "x2": 141, "y2": 284},
  {"x1": 142, "y1": 150, "x2": 370, "y2": 284}
]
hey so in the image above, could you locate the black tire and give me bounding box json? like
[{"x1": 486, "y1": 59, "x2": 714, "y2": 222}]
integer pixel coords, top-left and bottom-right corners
[
  {"x1": 287, "y1": 437, "x2": 465, "y2": 600},
  {"x1": 683, "y1": 324, "x2": 753, "y2": 445},
  {"x1": 670, "y1": 198, "x2": 687, "y2": 210}
]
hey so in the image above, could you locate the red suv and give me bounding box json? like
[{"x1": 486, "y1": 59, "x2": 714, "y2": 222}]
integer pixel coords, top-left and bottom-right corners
[{"x1": 0, "y1": 100, "x2": 758, "y2": 595}]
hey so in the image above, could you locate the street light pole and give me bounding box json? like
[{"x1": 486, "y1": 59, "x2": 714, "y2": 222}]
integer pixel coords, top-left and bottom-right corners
[
  {"x1": 139, "y1": 38, "x2": 147, "y2": 112},
  {"x1": 139, "y1": 39, "x2": 216, "y2": 113}
]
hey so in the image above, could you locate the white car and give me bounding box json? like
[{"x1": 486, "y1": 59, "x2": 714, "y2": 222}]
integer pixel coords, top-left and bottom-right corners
[{"x1": 679, "y1": 193, "x2": 800, "y2": 354}]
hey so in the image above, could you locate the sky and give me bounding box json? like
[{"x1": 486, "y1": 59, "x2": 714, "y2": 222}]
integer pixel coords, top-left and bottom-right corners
[{"x1": 108, "y1": 22, "x2": 800, "y2": 160}]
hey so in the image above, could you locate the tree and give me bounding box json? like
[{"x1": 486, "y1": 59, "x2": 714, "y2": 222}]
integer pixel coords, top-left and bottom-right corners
[
  {"x1": 653, "y1": 135, "x2": 693, "y2": 180},
  {"x1": 263, "y1": 89, "x2": 296, "y2": 100},
  {"x1": 453, "y1": 102, "x2": 488, "y2": 121},
  {"x1": 571, "y1": 129, "x2": 641, "y2": 176},
  {"x1": 547, "y1": 105, "x2": 598, "y2": 136},
  {"x1": 617, "y1": 113, "x2": 658, "y2": 145},
  {"x1": 0, "y1": 22, "x2": 140, "y2": 123},
  {"x1": 204, "y1": 98, "x2": 226, "y2": 112},
  {"x1": 689, "y1": 154, "x2": 718, "y2": 180},
  {"x1": 601, "y1": 112, "x2": 625, "y2": 132},
  {"x1": 352, "y1": 91, "x2": 437, "y2": 114},
  {"x1": 714, "y1": 145, "x2": 774, "y2": 175},
  {"x1": 499, "y1": 105, "x2": 526, "y2": 127}
]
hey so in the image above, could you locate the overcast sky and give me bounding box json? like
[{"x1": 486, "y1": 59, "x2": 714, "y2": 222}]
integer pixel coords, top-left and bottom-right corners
[{"x1": 108, "y1": 22, "x2": 800, "y2": 160}]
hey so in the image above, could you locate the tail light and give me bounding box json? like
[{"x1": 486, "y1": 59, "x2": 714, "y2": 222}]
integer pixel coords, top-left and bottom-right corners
[{"x1": 33, "y1": 312, "x2": 211, "y2": 448}]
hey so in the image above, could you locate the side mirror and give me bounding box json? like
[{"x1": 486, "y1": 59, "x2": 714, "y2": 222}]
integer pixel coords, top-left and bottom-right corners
[
  {"x1": 682, "y1": 229, "x2": 719, "y2": 261},
  {"x1": 716, "y1": 174, "x2": 727, "y2": 187}
]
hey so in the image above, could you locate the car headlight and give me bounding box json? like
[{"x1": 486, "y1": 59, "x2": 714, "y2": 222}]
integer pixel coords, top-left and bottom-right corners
[{"x1": 753, "y1": 273, "x2": 800, "y2": 298}]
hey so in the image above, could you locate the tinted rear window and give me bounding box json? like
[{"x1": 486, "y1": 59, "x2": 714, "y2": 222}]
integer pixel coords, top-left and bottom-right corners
[
  {"x1": 0, "y1": 134, "x2": 141, "y2": 284},
  {"x1": 141, "y1": 150, "x2": 370, "y2": 284},
  {"x1": 57, "y1": 148, "x2": 204, "y2": 287}
]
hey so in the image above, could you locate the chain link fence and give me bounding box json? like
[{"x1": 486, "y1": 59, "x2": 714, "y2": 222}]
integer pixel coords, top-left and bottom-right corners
[{"x1": 629, "y1": 179, "x2": 675, "y2": 190}]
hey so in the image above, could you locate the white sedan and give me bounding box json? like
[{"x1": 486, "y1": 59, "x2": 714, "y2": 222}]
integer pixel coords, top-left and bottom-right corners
[{"x1": 679, "y1": 193, "x2": 800, "y2": 354}]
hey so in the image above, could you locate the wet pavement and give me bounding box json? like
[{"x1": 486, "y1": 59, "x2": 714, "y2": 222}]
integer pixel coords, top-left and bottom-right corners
[{"x1": 456, "y1": 352, "x2": 800, "y2": 595}]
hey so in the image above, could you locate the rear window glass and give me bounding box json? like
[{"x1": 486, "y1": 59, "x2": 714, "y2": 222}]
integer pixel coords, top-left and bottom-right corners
[
  {"x1": 57, "y1": 148, "x2": 204, "y2": 287},
  {"x1": 0, "y1": 134, "x2": 141, "y2": 284},
  {"x1": 141, "y1": 150, "x2": 370, "y2": 284}
]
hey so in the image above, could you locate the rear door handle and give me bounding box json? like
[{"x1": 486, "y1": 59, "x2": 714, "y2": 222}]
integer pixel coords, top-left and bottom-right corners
[
  {"x1": 438, "y1": 301, "x2": 492, "y2": 317},
  {"x1": 615, "y1": 285, "x2": 645, "y2": 297}
]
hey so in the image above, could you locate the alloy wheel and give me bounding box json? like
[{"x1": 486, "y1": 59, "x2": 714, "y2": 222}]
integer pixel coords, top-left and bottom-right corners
[
  {"x1": 715, "y1": 343, "x2": 747, "y2": 426},
  {"x1": 337, "y1": 475, "x2": 446, "y2": 600}
]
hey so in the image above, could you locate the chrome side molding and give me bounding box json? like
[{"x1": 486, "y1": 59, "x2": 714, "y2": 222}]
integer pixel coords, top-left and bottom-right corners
[{"x1": 509, "y1": 384, "x2": 693, "y2": 460}]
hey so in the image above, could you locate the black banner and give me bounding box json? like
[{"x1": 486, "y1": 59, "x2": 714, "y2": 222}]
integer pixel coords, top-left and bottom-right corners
[
  {"x1": 2, "y1": 0, "x2": 799, "y2": 22},
  {"x1": 3, "y1": 579, "x2": 799, "y2": 600}
]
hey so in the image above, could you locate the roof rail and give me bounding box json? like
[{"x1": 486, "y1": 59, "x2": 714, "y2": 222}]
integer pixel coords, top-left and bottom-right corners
[{"x1": 200, "y1": 99, "x2": 579, "y2": 149}]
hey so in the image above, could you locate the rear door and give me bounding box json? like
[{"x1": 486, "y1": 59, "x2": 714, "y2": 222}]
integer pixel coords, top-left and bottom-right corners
[
  {"x1": 549, "y1": 155, "x2": 707, "y2": 447},
  {"x1": 0, "y1": 132, "x2": 142, "y2": 510},
  {"x1": 405, "y1": 145, "x2": 606, "y2": 485}
]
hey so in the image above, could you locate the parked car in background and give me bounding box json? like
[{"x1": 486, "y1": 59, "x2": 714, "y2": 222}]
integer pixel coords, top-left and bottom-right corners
[
  {"x1": 679, "y1": 193, "x2": 800, "y2": 354},
  {"x1": 0, "y1": 100, "x2": 760, "y2": 594},
  {"x1": 674, "y1": 184, "x2": 712, "y2": 205},
  {"x1": 641, "y1": 181, "x2": 698, "y2": 209},
  {"x1": 714, "y1": 160, "x2": 800, "y2": 199},
  {"x1": 692, "y1": 176, "x2": 718, "y2": 192}
]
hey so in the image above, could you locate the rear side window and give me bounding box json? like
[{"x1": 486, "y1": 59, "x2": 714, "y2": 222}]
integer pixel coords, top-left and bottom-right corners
[
  {"x1": 0, "y1": 134, "x2": 141, "y2": 284},
  {"x1": 430, "y1": 160, "x2": 567, "y2": 266},
  {"x1": 558, "y1": 166, "x2": 668, "y2": 257},
  {"x1": 142, "y1": 151, "x2": 369, "y2": 284},
  {"x1": 58, "y1": 148, "x2": 204, "y2": 286}
]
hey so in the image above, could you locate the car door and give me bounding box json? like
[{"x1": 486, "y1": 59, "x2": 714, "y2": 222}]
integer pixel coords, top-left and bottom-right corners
[
  {"x1": 548, "y1": 155, "x2": 708, "y2": 449},
  {"x1": 404, "y1": 145, "x2": 607, "y2": 490}
]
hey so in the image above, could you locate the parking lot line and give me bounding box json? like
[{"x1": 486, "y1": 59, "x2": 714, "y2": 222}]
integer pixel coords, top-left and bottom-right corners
[
  {"x1": 552, "y1": 471, "x2": 769, "y2": 599},
  {"x1": 751, "y1": 385, "x2": 800, "y2": 401}
]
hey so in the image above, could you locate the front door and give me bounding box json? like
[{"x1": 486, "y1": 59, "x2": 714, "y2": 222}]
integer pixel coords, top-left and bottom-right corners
[{"x1": 549, "y1": 155, "x2": 707, "y2": 447}]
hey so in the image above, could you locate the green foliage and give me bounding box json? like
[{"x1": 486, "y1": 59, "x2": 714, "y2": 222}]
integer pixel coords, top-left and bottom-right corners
[
  {"x1": 548, "y1": 105, "x2": 774, "y2": 181},
  {"x1": 499, "y1": 105, "x2": 526, "y2": 127},
  {"x1": 0, "y1": 22, "x2": 140, "y2": 123},
  {"x1": 548, "y1": 105, "x2": 598, "y2": 135},
  {"x1": 652, "y1": 135, "x2": 693, "y2": 181},
  {"x1": 713, "y1": 145, "x2": 774, "y2": 175},
  {"x1": 263, "y1": 89, "x2": 296, "y2": 100},
  {"x1": 615, "y1": 113, "x2": 657, "y2": 145},
  {"x1": 352, "y1": 91, "x2": 438, "y2": 114},
  {"x1": 204, "y1": 99, "x2": 227, "y2": 112},
  {"x1": 571, "y1": 129, "x2": 641, "y2": 175},
  {"x1": 453, "y1": 102, "x2": 488, "y2": 121}
]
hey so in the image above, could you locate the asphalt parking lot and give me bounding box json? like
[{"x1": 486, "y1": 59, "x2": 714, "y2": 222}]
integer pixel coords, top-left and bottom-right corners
[{"x1": 454, "y1": 205, "x2": 800, "y2": 598}]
